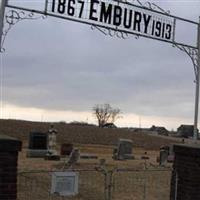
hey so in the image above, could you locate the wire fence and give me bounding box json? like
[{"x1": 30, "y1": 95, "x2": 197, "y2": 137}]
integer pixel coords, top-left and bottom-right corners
[
  {"x1": 112, "y1": 169, "x2": 171, "y2": 200},
  {"x1": 17, "y1": 169, "x2": 105, "y2": 200},
  {"x1": 17, "y1": 167, "x2": 172, "y2": 200}
]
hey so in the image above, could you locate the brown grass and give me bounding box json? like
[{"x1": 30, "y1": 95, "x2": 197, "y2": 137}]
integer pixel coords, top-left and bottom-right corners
[
  {"x1": 17, "y1": 144, "x2": 172, "y2": 200},
  {"x1": 0, "y1": 119, "x2": 179, "y2": 150},
  {"x1": 0, "y1": 119, "x2": 174, "y2": 200}
]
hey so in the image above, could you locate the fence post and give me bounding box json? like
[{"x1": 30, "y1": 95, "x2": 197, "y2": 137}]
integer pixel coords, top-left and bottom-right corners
[
  {"x1": 104, "y1": 171, "x2": 108, "y2": 200},
  {"x1": 0, "y1": 135, "x2": 22, "y2": 200},
  {"x1": 107, "y1": 170, "x2": 114, "y2": 200},
  {"x1": 143, "y1": 177, "x2": 147, "y2": 200}
]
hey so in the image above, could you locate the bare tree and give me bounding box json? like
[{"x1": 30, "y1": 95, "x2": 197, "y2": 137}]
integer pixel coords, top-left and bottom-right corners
[{"x1": 93, "y1": 103, "x2": 121, "y2": 127}]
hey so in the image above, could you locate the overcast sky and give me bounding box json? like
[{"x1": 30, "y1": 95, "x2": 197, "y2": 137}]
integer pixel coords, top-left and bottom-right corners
[{"x1": 0, "y1": 0, "x2": 200, "y2": 129}]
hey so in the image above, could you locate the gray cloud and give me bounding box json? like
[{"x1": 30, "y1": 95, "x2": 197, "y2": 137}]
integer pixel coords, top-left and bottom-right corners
[{"x1": 1, "y1": 0, "x2": 200, "y2": 127}]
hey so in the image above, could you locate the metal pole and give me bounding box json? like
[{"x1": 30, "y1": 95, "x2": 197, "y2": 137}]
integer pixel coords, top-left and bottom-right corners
[
  {"x1": 0, "y1": 0, "x2": 7, "y2": 51},
  {"x1": 194, "y1": 17, "x2": 200, "y2": 141}
]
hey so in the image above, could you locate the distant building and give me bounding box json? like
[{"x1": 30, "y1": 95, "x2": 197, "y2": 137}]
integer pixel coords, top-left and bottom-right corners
[
  {"x1": 150, "y1": 125, "x2": 169, "y2": 136},
  {"x1": 177, "y1": 125, "x2": 197, "y2": 138},
  {"x1": 69, "y1": 121, "x2": 96, "y2": 127},
  {"x1": 102, "y1": 123, "x2": 117, "y2": 128}
]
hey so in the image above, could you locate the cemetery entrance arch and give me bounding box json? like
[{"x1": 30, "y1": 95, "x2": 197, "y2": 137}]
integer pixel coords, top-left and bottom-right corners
[{"x1": 0, "y1": 0, "x2": 199, "y2": 139}]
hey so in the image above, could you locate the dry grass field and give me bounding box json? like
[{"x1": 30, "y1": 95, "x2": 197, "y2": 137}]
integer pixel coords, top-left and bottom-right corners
[
  {"x1": 18, "y1": 144, "x2": 161, "y2": 171},
  {"x1": 0, "y1": 119, "x2": 176, "y2": 200},
  {"x1": 17, "y1": 144, "x2": 172, "y2": 200},
  {"x1": 0, "y1": 119, "x2": 180, "y2": 150}
]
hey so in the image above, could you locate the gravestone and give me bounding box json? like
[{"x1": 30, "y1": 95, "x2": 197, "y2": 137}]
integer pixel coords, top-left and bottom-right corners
[
  {"x1": 159, "y1": 146, "x2": 170, "y2": 166},
  {"x1": 170, "y1": 144, "x2": 200, "y2": 200},
  {"x1": 67, "y1": 148, "x2": 80, "y2": 166},
  {"x1": 113, "y1": 139, "x2": 134, "y2": 160},
  {"x1": 27, "y1": 132, "x2": 48, "y2": 157},
  {"x1": 60, "y1": 143, "x2": 74, "y2": 156},
  {"x1": 159, "y1": 149, "x2": 169, "y2": 166},
  {"x1": 158, "y1": 145, "x2": 174, "y2": 165},
  {"x1": 0, "y1": 135, "x2": 22, "y2": 200},
  {"x1": 51, "y1": 172, "x2": 79, "y2": 196},
  {"x1": 167, "y1": 145, "x2": 174, "y2": 163}
]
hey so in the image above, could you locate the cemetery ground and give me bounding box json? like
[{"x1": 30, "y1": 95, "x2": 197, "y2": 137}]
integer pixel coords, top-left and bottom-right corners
[
  {"x1": 18, "y1": 143, "x2": 172, "y2": 200},
  {"x1": 0, "y1": 119, "x2": 178, "y2": 150},
  {"x1": 0, "y1": 119, "x2": 178, "y2": 199},
  {"x1": 19, "y1": 142, "x2": 161, "y2": 170}
]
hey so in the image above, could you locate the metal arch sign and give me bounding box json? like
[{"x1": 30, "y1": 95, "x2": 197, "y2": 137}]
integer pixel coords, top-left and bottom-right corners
[{"x1": 47, "y1": 0, "x2": 174, "y2": 43}]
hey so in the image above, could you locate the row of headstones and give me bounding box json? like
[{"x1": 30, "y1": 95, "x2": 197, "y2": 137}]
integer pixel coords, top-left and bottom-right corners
[
  {"x1": 27, "y1": 128, "x2": 98, "y2": 165},
  {"x1": 28, "y1": 128, "x2": 177, "y2": 169},
  {"x1": 27, "y1": 132, "x2": 136, "y2": 161},
  {"x1": 1, "y1": 134, "x2": 200, "y2": 200},
  {"x1": 27, "y1": 131, "x2": 200, "y2": 199},
  {"x1": 28, "y1": 131, "x2": 173, "y2": 164}
]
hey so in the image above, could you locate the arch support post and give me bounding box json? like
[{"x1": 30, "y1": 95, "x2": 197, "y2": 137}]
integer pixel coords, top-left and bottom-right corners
[
  {"x1": 193, "y1": 17, "x2": 200, "y2": 141},
  {"x1": 0, "y1": 0, "x2": 7, "y2": 51}
]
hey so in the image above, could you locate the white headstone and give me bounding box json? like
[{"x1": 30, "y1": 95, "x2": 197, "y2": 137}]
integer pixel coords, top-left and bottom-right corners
[{"x1": 51, "y1": 172, "x2": 79, "y2": 196}]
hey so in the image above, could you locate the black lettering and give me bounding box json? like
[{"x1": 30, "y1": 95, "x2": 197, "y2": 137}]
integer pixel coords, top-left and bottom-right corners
[
  {"x1": 113, "y1": 5, "x2": 122, "y2": 26},
  {"x1": 52, "y1": 0, "x2": 55, "y2": 12},
  {"x1": 143, "y1": 14, "x2": 151, "y2": 34},
  {"x1": 78, "y1": 1, "x2": 85, "y2": 18},
  {"x1": 161, "y1": 23, "x2": 165, "y2": 38},
  {"x1": 89, "y1": 0, "x2": 99, "y2": 21},
  {"x1": 100, "y1": 2, "x2": 112, "y2": 24},
  {"x1": 165, "y1": 24, "x2": 172, "y2": 40},
  {"x1": 57, "y1": 0, "x2": 66, "y2": 14},
  {"x1": 67, "y1": 0, "x2": 75, "y2": 16},
  {"x1": 155, "y1": 21, "x2": 162, "y2": 37},
  {"x1": 133, "y1": 11, "x2": 142, "y2": 32},
  {"x1": 151, "y1": 20, "x2": 155, "y2": 35},
  {"x1": 123, "y1": 8, "x2": 132, "y2": 29}
]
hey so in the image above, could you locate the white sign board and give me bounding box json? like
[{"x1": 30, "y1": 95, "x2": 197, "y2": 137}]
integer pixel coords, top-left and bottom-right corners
[
  {"x1": 51, "y1": 172, "x2": 79, "y2": 196},
  {"x1": 46, "y1": 0, "x2": 175, "y2": 42}
]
